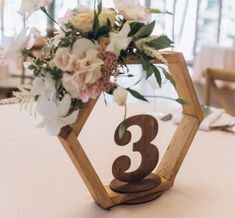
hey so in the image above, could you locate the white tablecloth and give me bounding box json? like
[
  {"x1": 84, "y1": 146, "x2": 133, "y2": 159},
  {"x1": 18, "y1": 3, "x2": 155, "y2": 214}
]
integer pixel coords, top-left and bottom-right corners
[
  {"x1": 0, "y1": 101, "x2": 235, "y2": 218},
  {"x1": 193, "y1": 46, "x2": 235, "y2": 89}
]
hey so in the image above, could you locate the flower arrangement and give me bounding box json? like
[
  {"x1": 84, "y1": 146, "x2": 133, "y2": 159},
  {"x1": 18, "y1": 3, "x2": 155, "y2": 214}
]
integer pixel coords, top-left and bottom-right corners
[{"x1": 0, "y1": 0, "x2": 183, "y2": 135}]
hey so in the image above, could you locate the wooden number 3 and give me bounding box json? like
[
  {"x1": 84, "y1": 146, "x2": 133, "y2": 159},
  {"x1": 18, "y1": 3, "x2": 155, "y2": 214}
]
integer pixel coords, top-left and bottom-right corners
[{"x1": 112, "y1": 115, "x2": 159, "y2": 183}]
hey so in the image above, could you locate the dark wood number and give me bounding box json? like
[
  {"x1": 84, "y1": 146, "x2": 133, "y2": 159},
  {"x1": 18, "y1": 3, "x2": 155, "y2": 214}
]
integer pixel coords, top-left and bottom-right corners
[{"x1": 112, "y1": 115, "x2": 159, "y2": 183}]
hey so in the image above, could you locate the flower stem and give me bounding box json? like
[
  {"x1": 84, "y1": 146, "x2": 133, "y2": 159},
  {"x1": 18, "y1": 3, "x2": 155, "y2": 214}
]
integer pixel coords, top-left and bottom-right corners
[
  {"x1": 144, "y1": 95, "x2": 177, "y2": 101},
  {"x1": 40, "y1": 7, "x2": 65, "y2": 33},
  {"x1": 124, "y1": 104, "x2": 127, "y2": 120}
]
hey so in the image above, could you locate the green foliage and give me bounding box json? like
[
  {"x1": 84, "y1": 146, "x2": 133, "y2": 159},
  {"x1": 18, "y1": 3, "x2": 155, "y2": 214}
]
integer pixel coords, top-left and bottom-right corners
[
  {"x1": 127, "y1": 88, "x2": 148, "y2": 102},
  {"x1": 150, "y1": 8, "x2": 173, "y2": 15},
  {"x1": 21, "y1": 49, "x2": 35, "y2": 59},
  {"x1": 60, "y1": 23, "x2": 80, "y2": 47},
  {"x1": 162, "y1": 68, "x2": 176, "y2": 88},
  {"x1": 152, "y1": 65, "x2": 162, "y2": 87},
  {"x1": 93, "y1": 0, "x2": 102, "y2": 39},
  {"x1": 95, "y1": 19, "x2": 112, "y2": 39},
  {"x1": 119, "y1": 50, "x2": 129, "y2": 66},
  {"x1": 118, "y1": 123, "x2": 126, "y2": 140},
  {"x1": 134, "y1": 21, "x2": 156, "y2": 40},
  {"x1": 140, "y1": 54, "x2": 162, "y2": 87},
  {"x1": 140, "y1": 54, "x2": 151, "y2": 74},
  {"x1": 176, "y1": 98, "x2": 188, "y2": 105},
  {"x1": 147, "y1": 35, "x2": 174, "y2": 50},
  {"x1": 129, "y1": 22, "x2": 145, "y2": 36},
  {"x1": 49, "y1": 67, "x2": 63, "y2": 81}
]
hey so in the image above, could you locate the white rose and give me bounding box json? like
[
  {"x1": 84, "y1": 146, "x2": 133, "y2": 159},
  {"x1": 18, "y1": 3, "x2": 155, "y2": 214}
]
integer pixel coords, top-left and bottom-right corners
[
  {"x1": 113, "y1": 86, "x2": 128, "y2": 106},
  {"x1": 114, "y1": 0, "x2": 151, "y2": 23},
  {"x1": 99, "y1": 8, "x2": 116, "y2": 26},
  {"x1": 70, "y1": 12, "x2": 94, "y2": 33}
]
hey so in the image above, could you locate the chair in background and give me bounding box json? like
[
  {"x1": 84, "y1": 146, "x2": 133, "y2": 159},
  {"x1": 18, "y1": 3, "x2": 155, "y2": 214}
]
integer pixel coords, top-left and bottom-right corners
[{"x1": 204, "y1": 68, "x2": 235, "y2": 116}]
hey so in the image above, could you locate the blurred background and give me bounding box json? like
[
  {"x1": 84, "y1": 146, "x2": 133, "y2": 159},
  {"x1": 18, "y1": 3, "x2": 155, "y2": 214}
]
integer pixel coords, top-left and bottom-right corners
[{"x1": 0, "y1": 0, "x2": 235, "y2": 114}]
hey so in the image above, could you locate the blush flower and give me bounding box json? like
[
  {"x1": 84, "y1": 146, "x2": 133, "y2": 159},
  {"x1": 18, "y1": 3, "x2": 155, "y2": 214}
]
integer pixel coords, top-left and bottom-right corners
[
  {"x1": 113, "y1": 86, "x2": 128, "y2": 106},
  {"x1": 114, "y1": 0, "x2": 151, "y2": 23},
  {"x1": 19, "y1": 0, "x2": 53, "y2": 16},
  {"x1": 53, "y1": 47, "x2": 72, "y2": 71},
  {"x1": 61, "y1": 38, "x2": 104, "y2": 102}
]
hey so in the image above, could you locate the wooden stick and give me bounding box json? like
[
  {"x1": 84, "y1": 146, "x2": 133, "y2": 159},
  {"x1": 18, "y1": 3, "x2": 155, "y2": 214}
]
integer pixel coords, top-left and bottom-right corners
[
  {"x1": 106, "y1": 177, "x2": 173, "y2": 205},
  {"x1": 168, "y1": 53, "x2": 204, "y2": 121},
  {"x1": 58, "y1": 131, "x2": 114, "y2": 209},
  {"x1": 156, "y1": 115, "x2": 200, "y2": 181}
]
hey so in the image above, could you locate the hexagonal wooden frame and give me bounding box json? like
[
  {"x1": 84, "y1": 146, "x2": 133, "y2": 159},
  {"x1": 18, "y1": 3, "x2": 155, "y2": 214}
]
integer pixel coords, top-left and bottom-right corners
[{"x1": 58, "y1": 52, "x2": 204, "y2": 209}]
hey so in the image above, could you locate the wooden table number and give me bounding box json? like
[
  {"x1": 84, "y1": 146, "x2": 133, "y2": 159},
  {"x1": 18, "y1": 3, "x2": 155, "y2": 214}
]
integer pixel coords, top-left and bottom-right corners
[
  {"x1": 110, "y1": 115, "x2": 162, "y2": 204},
  {"x1": 58, "y1": 52, "x2": 204, "y2": 209}
]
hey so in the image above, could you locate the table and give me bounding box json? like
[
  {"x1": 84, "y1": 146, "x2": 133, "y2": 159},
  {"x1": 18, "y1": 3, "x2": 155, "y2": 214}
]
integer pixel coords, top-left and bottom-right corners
[
  {"x1": 0, "y1": 101, "x2": 235, "y2": 218},
  {"x1": 193, "y1": 46, "x2": 235, "y2": 89}
]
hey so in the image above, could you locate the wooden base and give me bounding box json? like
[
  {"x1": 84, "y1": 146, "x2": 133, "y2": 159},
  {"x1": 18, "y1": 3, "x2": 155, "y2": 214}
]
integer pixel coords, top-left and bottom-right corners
[
  {"x1": 110, "y1": 174, "x2": 161, "y2": 193},
  {"x1": 109, "y1": 174, "x2": 162, "y2": 206},
  {"x1": 124, "y1": 191, "x2": 162, "y2": 205}
]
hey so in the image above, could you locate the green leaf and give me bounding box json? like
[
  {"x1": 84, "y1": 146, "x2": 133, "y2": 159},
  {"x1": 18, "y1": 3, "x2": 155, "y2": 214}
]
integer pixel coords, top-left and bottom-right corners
[
  {"x1": 139, "y1": 54, "x2": 155, "y2": 79},
  {"x1": 93, "y1": 0, "x2": 102, "y2": 38},
  {"x1": 118, "y1": 123, "x2": 126, "y2": 140},
  {"x1": 147, "y1": 35, "x2": 174, "y2": 50},
  {"x1": 152, "y1": 65, "x2": 162, "y2": 87},
  {"x1": 162, "y1": 68, "x2": 176, "y2": 89},
  {"x1": 129, "y1": 22, "x2": 145, "y2": 36},
  {"x1": 96, "y1": 24, "x2": 111, "y2": 38},
  {"x1": 134, "y1": 21, "x2": 155, "y2": 39},
  {"x1": 21, "y1": 49, "x2": 35, "y2": 59},
  {"x1": 97, "y1": 1, "x2": 102, "y2": 15},
  {"x1": 140, "y1": 55, "x2": 149, "y2": 71},
  {"x1": 127, "y1": 88, "x2": 148, "y2": 102},
  {"x1": 93, "y1": 15, "x2": 100, "y2": 38},
  {"x1": 49, "y1": 68, "x2": 63, "y2": 80},
  {"x1": 150, "y1": 8, "x2": 162, "y2": 13},
  {"x1": 150, "y1": 8, "x2": 174, "y2": 15},
  {"x1": 176, "y1": 98, "x2": 188, "y2": 105}
]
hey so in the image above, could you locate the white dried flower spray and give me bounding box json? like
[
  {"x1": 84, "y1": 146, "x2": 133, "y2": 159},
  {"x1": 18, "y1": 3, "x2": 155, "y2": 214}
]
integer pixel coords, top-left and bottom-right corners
[
  {"x1": 135, "y1": 35, "x2": 168, "y2": 65},
  {"x1": 0, "y1": 85, "x2": 34, "y2": 110}
]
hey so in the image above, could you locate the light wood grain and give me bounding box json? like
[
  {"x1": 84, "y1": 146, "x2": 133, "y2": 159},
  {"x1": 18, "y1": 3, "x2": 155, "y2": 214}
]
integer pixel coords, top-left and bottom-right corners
[
  {"x1": 71, "y1": 99, "x2": 98, "y2": 137},
  {"x1": 156, "y1": 115, "x2": 200, "y2": 181},
  {"x1": 58, "y1": 131, "x2": 114, "y2": 209},
  {"x1": 168, "y1": 53, "x2": 204, "y2": 122}
]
